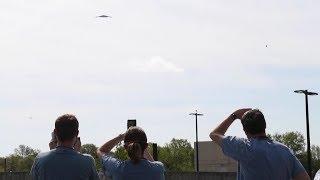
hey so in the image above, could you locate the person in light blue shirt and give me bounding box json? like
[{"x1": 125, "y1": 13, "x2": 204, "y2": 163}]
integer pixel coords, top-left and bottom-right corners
[
  {"x1": 210, "y1": 108, "x2": 309, "y2": 180},
  {"x1": 31, "y1": 114, "x2": 99, "y2": 180},
  {"x1": 97, "y1": 126, "x2": 165, "y2": 180}
]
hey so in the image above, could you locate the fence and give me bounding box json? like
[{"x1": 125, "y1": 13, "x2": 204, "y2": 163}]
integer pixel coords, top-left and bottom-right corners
[
  {"x1": 0, "y1": 172, "x2": 31, "y2": 180},
  {"x1": 0, "y1": 172, "x2": 237, "y2": 180}
]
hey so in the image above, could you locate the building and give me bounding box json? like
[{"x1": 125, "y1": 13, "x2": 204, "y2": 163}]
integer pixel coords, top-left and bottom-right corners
[{"x1": 195, "y1": 141, "x2": 238, "y2": 172}]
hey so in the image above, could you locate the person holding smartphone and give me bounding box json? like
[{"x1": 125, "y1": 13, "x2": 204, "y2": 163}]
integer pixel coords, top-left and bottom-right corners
[
  {"x1": 97, "y1": 126, "x2": 165, "y2": 180},
  {"x1": 49, "y1": 131, "x2": 82, "y2": 153},
  {"x1": 31, "y1": 114, "x2": 99, "y2": 180}
]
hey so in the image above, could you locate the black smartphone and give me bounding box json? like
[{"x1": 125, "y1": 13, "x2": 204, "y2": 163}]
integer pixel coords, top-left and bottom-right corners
[{"x1": 127, "y1": 119, "x2": 136, "y2": 129}]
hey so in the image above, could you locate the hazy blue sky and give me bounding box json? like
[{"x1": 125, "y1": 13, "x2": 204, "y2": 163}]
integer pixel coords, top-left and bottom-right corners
[{"x1": 1, "y1": 0, "x2": 320, "y2": 156}]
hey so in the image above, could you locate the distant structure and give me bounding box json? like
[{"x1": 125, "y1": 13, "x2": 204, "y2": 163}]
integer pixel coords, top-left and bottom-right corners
[
  {"x1": 195, "y1": 141, "x2": 237, "y2": 172},
  {"x1": 96, "y1": 15, "x2": 112, "y2": 18}
]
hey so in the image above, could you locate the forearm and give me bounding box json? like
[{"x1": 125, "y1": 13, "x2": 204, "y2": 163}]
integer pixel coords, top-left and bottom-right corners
[
  {"x1": 210, "y1": 108, "x2": 251, "y2": 145},
  {"x1": 210, "y1": 114, "x2": 235, "y2": 137},
  {"x1": 143, "y1": 148, "x2": 154, "y2": 162},
  {"x1": 97, "y1": 134, "x2": 124, "y2": 156},
  {"x1": 209, "y1": 114, "x2": 236, "y2": 145}
]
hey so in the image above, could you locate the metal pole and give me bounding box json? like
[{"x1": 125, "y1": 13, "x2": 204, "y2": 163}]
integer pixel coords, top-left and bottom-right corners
[
  {"x1": 305, "y1": 92, "x2": 312, "y2": 177},
  {"x1": 294, "y1": 89, "x2": 318, "y2": 178},
  {"x1": 189, "y1": 110, "x2": 203, "y2": 173},
  {"x1": 195, "y1": 113, "x2": 199, "y2": 173},
  {"x1": 4, "y1": 158, "x2": 6, "y2": 172}
]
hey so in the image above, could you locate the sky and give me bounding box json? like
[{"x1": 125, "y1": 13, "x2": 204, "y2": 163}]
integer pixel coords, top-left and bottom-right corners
[{"x1": 0, "y1": 0, "x2": 320, "y2": 156}]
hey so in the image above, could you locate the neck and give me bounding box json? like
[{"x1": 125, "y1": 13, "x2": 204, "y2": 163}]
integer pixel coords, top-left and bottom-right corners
[
  {"x1": 247, "y1": 132, "x2": 266, "y2": 139},
  {"x1": 57, "y1": 140, "x2": 74, "y2": 149}
]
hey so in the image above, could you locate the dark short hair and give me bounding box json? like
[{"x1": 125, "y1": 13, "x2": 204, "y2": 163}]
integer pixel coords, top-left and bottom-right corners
[
  {"x1": 241, "y1": 109, "x2": 266, "y2": 135},
  {"x1": 55, "y1": 114, "x2": 79, "y2": 142}
]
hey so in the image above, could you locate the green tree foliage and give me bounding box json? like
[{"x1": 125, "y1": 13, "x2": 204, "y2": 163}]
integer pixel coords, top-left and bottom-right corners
[
  {"x1": 158, "y1": 138, "x2": 194, "y2": 172},
  {"x1": 80, "y1": 144, "x2": 102, "y2": 170},
  {"x1": 114, "y1": 143, "x2": 129, "y2": 161},
  {"x1": 312, "y1": 145, "x2": 320, "y2": 161},
  {"x1": 113, "y1": 139, "x2": 195, "y2": 172},
  {"x1": 14, "y1": 145, "x2": 40, "y2": 158},
  {"x1": 6, "y1": 145, "x2": 40, "y2": 172},
  {"x1": 270, "y1": 132, "x2": 320, "y2": 177},
  {"x1": 81, "y1": 144, "x2": 98, "y2": 159},
  {"x1": 270, "y1": 131, "x2": 305, "y2": 155},
  {"x1": 0, "y1": 157, "x2": 4, "y2": 172},
  {"x1": 113, "y1": 143, "x2": 158, "y2": 161},
  {"x1": 311, "y1": 145, "x2": 320, "y2": 177}
]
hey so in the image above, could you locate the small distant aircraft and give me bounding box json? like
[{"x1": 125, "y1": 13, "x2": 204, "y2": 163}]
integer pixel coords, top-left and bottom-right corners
[{"x1": 96, "y1": 15, "x2": 112, "y2": 18}]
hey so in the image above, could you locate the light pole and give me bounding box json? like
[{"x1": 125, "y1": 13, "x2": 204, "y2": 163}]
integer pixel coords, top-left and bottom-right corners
[
  {"x1": 4, "y1": 158, "x2": 6, "y2": 172},
  {"x1": 294, "y1": 89, "x2": 318, "y2": 177},
  {"x1": 189, "y1": 110, "x2": 203, "y2": 173}
]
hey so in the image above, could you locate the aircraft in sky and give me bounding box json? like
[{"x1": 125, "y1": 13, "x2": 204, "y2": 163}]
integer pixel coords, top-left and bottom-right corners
[{"x1": 96, "y1": 15, "x2": 112, "y2": 18}]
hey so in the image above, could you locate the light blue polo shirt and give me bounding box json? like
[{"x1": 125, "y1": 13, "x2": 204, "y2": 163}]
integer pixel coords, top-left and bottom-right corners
[
  {"x1": 221, "y1": 136, "x2": 306, "y2": 180},
  {"x1": 31, "y1": 147, "x2": 99, "y2": 180},
  {"x1": 102, "y1": 154, "x2": 165, "y2": 180}
]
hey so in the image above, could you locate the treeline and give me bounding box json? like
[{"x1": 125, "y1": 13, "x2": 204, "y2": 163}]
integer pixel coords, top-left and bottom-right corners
[
  {"x1": 0, "y1": 138, "x2": 194, "y2": 172},
  {"x1": 0, "y1": 132, "x2": 319, "y2": 174},
  {"x1": 268, "y1": 132, "x2": 320, "y2": 175}
]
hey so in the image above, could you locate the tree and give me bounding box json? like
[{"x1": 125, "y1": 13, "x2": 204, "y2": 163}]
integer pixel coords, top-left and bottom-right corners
[
  {"x1": 269, "y1": 132, "x2": 320, "y2": 177},
  {"x1": 312, "y1": 145, "x2": 320, "y2": 161},
  {"x1": 270, "y1": 131, "x2": 305, "y2": 155},
  {"x1": 114, "y1": 143, "x2": 129, "y2": 161},
  {"x1": 0, "y1": 157, "x2": 4, "y2": 172},
  {"x1": 81, "y1": 144, "x2": 98, "y2": 159},
  {"x1": 80, "y1": 144, "x2": 101, "y2": 170},
  {"x1": 14, "y1": 145, "x2": 40, "y2": 158},
  {"x1": 311, "y1": 145, "x2": 320, "y2": 176},
  {"x1": 158, "y1": 138, "x2": 194, "y2": 172},
  {"x1": 6, "y1": 145, "x2": 40, "y2": 172}
]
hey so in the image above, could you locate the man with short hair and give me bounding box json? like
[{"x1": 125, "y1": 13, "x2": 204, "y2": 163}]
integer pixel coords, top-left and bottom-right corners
[
  {"x1": 210, "y1": 108, "x2": 310, "y2": 180},
  {"x1": 31, "y1": 114, "x2": 99, "y2": 180}
]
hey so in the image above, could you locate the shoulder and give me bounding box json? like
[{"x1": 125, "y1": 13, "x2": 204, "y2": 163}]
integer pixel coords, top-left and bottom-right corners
[
  {"x1": 35, "y1": 150, "x2": 54, "y2": 161},
  {"x1": 272, "y1": 140, "x2": 294, "y2": 153},
  {"x1": 223, "y1": 136, "x2": 248, "y2": 142},
  {"x1": 222, "y1": 136, "x2": 249, "y2": 148},
  {"x1": 81, "y1": 153, "x2": 95, "y2": 162},
  {"x1": 101, "y1": 153, "x2": 123, "y2": 167},
  {"x1": 101, "y1": 153, "x2": 120, "y2": 162},
  {"x1": 272, "y1": 140, "x2": 289, "y2": 148},
  {"x1": 148, "y1": 161, "x2": 165, "y2": 172},
  {"x1": 36, "y1": 152, "x2": 49, "y2": 158},
  {"x1": 77, "y1": 153, "x2": 97, "y2": 166}
]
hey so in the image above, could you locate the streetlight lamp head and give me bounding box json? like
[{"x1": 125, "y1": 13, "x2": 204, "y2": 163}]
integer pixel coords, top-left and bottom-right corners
[
  {"x1": 294, "y1": 90, "x2": 318, "y2": 96},
  {"x1": 189, "y1": 113, "x2": 204, "y2": 116},
  {"x1": 294, "y1": 90, "x2": 306, "y2": 94},
  {"x1": 307, "y1": 92, "x2": 318, "y2": 96}
]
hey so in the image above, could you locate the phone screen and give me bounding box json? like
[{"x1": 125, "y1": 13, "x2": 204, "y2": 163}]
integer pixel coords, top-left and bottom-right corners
[{"x1": 127, "y1": 119, "x2": 136, "y2": 129}]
